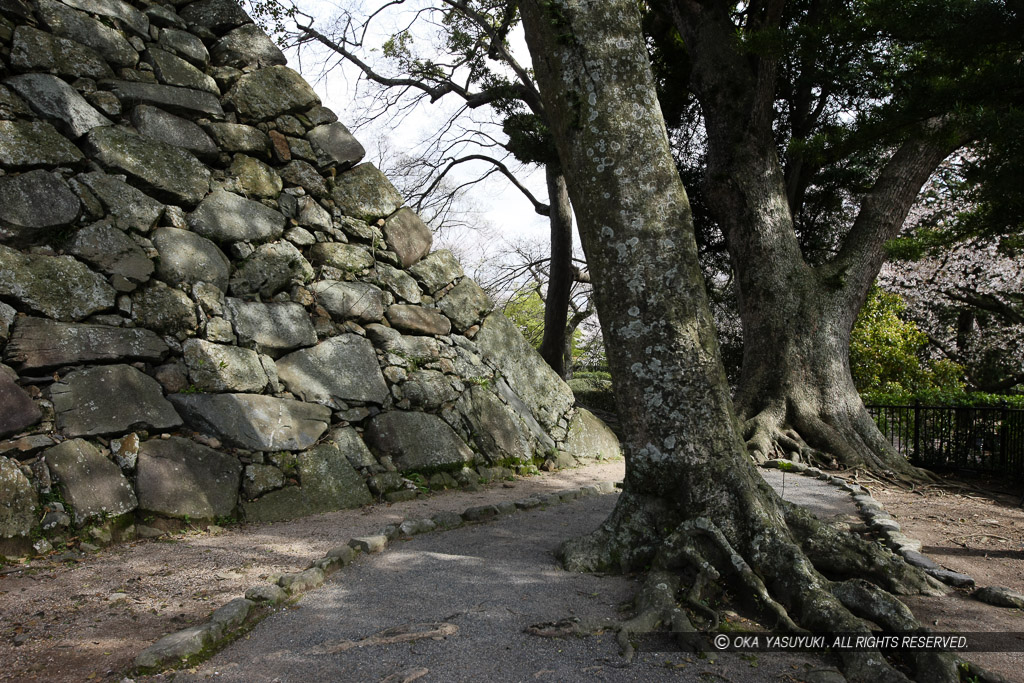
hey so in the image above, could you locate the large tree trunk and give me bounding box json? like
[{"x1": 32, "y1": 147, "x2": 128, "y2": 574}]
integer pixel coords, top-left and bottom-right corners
[
  {"x1": 538, "y1": 167, "x2": 574, "y2": 378},
  {"x1": 662, "y1": 0, "x2": 961, "y2": 479},
  {"x1": 520, "y1": 2, "x2": 955, "y2": 681}
]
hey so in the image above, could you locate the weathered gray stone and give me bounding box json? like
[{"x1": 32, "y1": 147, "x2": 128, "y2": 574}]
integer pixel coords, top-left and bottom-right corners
[
  {"x1": 225, "y1": 299, "x2": 316, "y2": 357},
  {"x1": 900, "y1": 549, "x2": 939, "y2": 570},
  {"x1": 203, "y1": 122, "x2": 270, "y2": 157},
  {"x1": 169, "y1": 393, "x2": 330, "y2": 451},
  {"x1": 183, "y1": 339, "x2": 269, "y2": 393},
  {"x1": 145, "y1": 47, "x2": 219, "y2": 93},
  {"x1": 44, "y1": 439, "x2": 137, "y2": 525},
  {"x1": 105, "y1": 80, "x2": 224, "y2": 118},
  {"x1": 135, "y1": 624, "x2": 220, "y2": 671},
  {"x1": 308, "y1": 242, "x2": 374, "y2": 272},
  {"x1": 309, "y1": 280, "x2": 385, "y2": 323},
  {"x1": 225, "y1": 65, "x2": 319, "y2": 121},
  {"x1": 75, "y1": 172, "x2": 164, "y2": 233},
  {"x1": 4, "y1": 73, "x2": 111, "y2": 138},
  {"x1": 0, "y1": 245, "x2": 115, "y2": 321},
  {"x1": 0, "y1": 85, "x2": 33, "y2": 119},
  {"x1": 457, "y1": 386, "x2": 531, "y2": 464},
  {"x1": 0, "y1": 456, "x2": 36, "y2": 538},
  {"x1": 365, "y1": 411, "x2": 475, "y2": 473},
  {"x1": 0, "y1": 373, "x2": 40, "y2": 438},
  {"x1": 144, "y1": 3, "x2": 187, "y2": 30},
  {"x1": 437, "y1": 278, "x2": 493, "y2": 332},
  {"x1": 34, "y1": 0, "x2": 138, "y2": 68},
  {"x1": 402, "y1": 370, "x2": 459, "y2": 411},
  {"x1": 364, "y1": 324, "x2": 441, "y2": 362},
  {"x1": 188, "y1": 190, "x2": 286, "y2": 244},
  {"x1": 972, "y1": 586, "x2": 1024, "y2": 609},
  {"x1": 229, "y1": 154, "x2": 282, "y2": 198},
  {"x1": 565, "y1": 408, "x2": 622, "y2": 461},
  {"x1": 10, "y1": 25, "x2": 113, "y2": 80},
  {"x1": 382, "y1": 208, "x2": 432, "y2": 268},
  {"x1": 83, "y1": 125, "x2": 211, "y2": 207},
  {"x1": 179, "y1": 0, "x2": 252, "y2": 34},
  {"x1": 408, "y1": 250, "x2": 464, "y2": 293},
  {"x1": 136, "y1": 436, "x2": 241, "y2": 519},
  {"x1": 212, "y1": 24, "x2": 286, "y2": 69},
  {"x1": 306, "y1": 122, "x2": 364, "y2": 170},
  {"x1": 0, "y1": 170, "x2": 80, "y2": 246},
  {"x1": 278, "y1": 567, "x2": 324, "y2": 594},
  {"x1": 132, "y1": 104, "x2": 218, "y2": 158},
  {"x1": 210, "y1": 597, "x2": 254, "y2": 631},
  {"x1": 331, "y1": 163, "x2": 404, "y2": 221},
  {"x1": 130, "y1": 281, "x2": 198, "y2": 335},
  {"x1": 328, "y1": 426, "x2": 376, "y2": 468},
  {"x1": 0, "y1": 119, "x2": 84, "y2": 169},
  {"x1": 61, "y1": 0, "x2": 149, "y2": 37},
  {"x1": 375, "y1": 263, "x2": 421, "y2": 304},
  {"x1": 242, "y1": 443, "x2": 373, "y2": 522},
  {"x1": 244, "y1": 584, "x2": 286, "y2": 604},
  {"x1": 152, "y1": 227, "x2": 230, "y2": 292},
  {"x1": 159, "y1": 28, "x2": 210, "y2": 68},
  {"x1": 51, "y1": 365, "x2": 182, "y2": 438},
  {"x1": 0, "y1": 303, "x2": 15, "y2": 345},
  {"x1": 295, "y1": 196, "x2": 331, "y2": 230},
  {"x1": 242, "y1": 463, "x2": 284, "y2": 499},
  {"x1": 277, "y1": 335, "x2": 389, "y2": 408},
  {"x1": 4, "y1": 318, "x2": 168, "y2": 371},
  {"x1": 474, "y1": 311, "x2": 574, "y2": 429},
  {"x1": 279, "y1": 159, "x2": 327, "y2": 199},
  {"x1": 493, "y1": 379, "x2": 554, "y2": 454},
  {"x1": 229, "y1": 240, "x2": 312, "y2": 298},
  {"x1": 925, "y1": 568, "x2": 975, "y2": 588},
  {"x1": 462, "y1": 504, "x2": 499, "y2": 522},
  {"x1": 63, "y1": 221, "x2": 154, "y2": 283},
  {"x1": 386, "y1": 305, "x2": 451, "y2": 336}
]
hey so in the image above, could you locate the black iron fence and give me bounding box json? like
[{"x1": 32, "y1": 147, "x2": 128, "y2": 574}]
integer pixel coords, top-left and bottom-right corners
[{"x1": 866, "y1": 402, "x2": 1024, "y2": 480}]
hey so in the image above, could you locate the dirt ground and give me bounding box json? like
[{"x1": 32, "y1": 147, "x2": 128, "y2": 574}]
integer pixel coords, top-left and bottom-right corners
[{"x1": 2, "y1": 461, "x2": 1022, "y2": 682}]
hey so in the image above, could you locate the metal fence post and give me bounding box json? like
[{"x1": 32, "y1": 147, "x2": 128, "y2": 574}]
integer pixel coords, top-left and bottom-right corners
[
  {"x1": 1000, "y1": 400, "x2": 1009, "y2": 471},
  {"x1": 913, "y1": 399, "x2": 921, "y2": 465}
]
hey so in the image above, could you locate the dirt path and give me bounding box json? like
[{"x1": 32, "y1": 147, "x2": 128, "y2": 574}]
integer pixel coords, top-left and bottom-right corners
[{"x1": 0, "y1": 462, "x2": 625, "y2": 683}]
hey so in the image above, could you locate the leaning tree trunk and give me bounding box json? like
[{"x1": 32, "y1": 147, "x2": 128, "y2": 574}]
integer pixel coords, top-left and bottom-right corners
[
  {"x1": 538, "y1": 166, "x2": 575, "y2": 378},
  {"x1": 520, "y1": 2, "x2": 960, "y2": 681},
  {"x1": 662, "y1": 0, "x2": 961, "y2": 480}
]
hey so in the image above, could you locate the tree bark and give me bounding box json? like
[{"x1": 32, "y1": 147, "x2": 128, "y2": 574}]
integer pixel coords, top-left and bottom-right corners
[
  {"x1": 519, "y1": 2, "x2": 957, "y2": 680},
  {"x1": 538, "y1": 167, "x2": 574, "y2": 378},
  {"x1": 662, "y1": 0, "x2": 963, "y2": 478}
]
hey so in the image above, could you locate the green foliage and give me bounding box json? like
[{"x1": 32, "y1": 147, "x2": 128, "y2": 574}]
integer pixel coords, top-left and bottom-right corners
[
  {"x1": 503, "y1": 288, "x2": 546, "y2": 349},
  {"x1": 567, "y1": 372, "x2": 616, "y2": 413},
  {"x1": 862, "y1": 387, "x2": 1024, "y2": 409},
  {"x1": 849, "y1": 287, "x2": 964, "y2": 395}
]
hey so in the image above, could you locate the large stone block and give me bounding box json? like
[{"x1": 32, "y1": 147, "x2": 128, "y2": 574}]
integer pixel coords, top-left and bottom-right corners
[
  {"x1": 437, "y1": 278, "x2": 493, "y2": 332},
  {"x1": 203, "y1": 122, "x2": 270, "y2": 158},
  {"x1": 158, "y1": 28, "x2": 210, "y2": 69},
  {"x1": 152, "y1": 227, "x2": 230, "y2": 292},
  {"x1": 44, "y1": 439, "x2": 137, "y2": 525},
  {"x1": 34, "y1": 0, "x2": 139, "y2": 68},
  {"x1": 0, "y1": 245, "x2": 116, "y2": 321},
  {"x1": 382, "y1": 208, "x2": 432, "y2": 267},
  {"x1": 61, "y1": 0, "x2": 150, "y2": 37},
  {"x1": 169, "y1": 393, "x2": 330, "y2": 451},
  {"x1": 136, "y1": 437, "x2": 242, "y2": 519},
  {"x1": 225, "y1": 299, "x2": 316, "y2": 357},
  {"x1": 179, "y1": 0, "x2": 252, "y2": 34},
  {"x1": 474, "y1": 312, "x2": 575, "y2": 430},
  {"x1": 374, "y1": 263, "x2": 421, "y2": 304},
  {"x1": 0, "y1": 372, "x2": 41, "y2": 438},
  {"x1": 385, "y1": 304, "x2": 451, "y2": 336},
  {"x1": 188, "y1": 190, "x2": 286, "y2": 244},
  {"x1": 10, "y1": 25, "x2": 113, "y2": 80},
  {"x1": 228, "y1": 154, "x2": 282, "y2": 198},
  {"x1": 130, "y1": 281, "x2": 197, "y2": 335},
  {"x1": 456, "y1": 386, "x2": 531, "y2": 464},
  {"x1": 83, "y1": 125, "x2": 211, "y2": 207},
  {"x1": 225, "y1": 65, "x2": 319, "y2": 121},
  {"x1": 0, "y1": 456, "x2": 37, "y2": 539},
  {"x1": 74, "y1": 172, "x2": 164, "y2": 233},
  {"x1": 5, "y1": 73, "x2": 111, "y2": 138},
  {"x1": 309, "y1": 280, "x2": 385, "y2": 323},
  {"x1": 364, "y1": 411, "x2": 475, "y2": 473},
  {"x1": 51, "y1": 365, "x2": 182, "y2": 438},
  {"x1": 183, "y1": 339, "x2": 268, "y2": 393},
  {"x1": 330, "y1": 163, "x2": 404, "y2": 221},
  {"x1": 242, "y1": 443, "x2": 372, "y2": 522},
  {"x1": 0, "y1": 119, "x2": 84, "y2": 170},
  {"x1": 144, "y1": 47, "x2": 218, "y2": 93},
  {"x1": 211, "y1": 24, "x2": 286, "y2": 69},
  {"x1": 5, "y1": 318, "x2": 169, "y2": 372},
  {"x1": 62, "y1": 220, "x2": 154, "y2": 283},
  {"x1": 276, "y1": 335, "x2": 389, "y2": 408},
  {"x1": 132, "y1": 104, "x2": 218, "y2": 159},
  {"x1": 0, "y1": 170, "x2": 80, "y2": 246},
  {"x1": 565, "y1": 408, "x2": 622, "y2": 461},
  {"x1": 308, "y1": 242, "x2": 374, "y2": 272},
  {"x1": 401, "y1": 370, "x2": 459, "y2": 411},
  {"x1": 306, "y1": 122, "x2": 364, "y2": 170},
  {"x1": 408, "y1": 250, "x2": 464, "y2": 294},
  {"x1": 229, "y1": 240, "x2": 312, "y2": 298},
  {"x1": 105, "y1": 80, "x2": 224, "y2": 118}
]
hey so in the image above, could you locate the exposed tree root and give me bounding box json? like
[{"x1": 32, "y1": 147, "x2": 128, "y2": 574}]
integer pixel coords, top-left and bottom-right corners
[{"x1": 557, "y1": 499, "x2": 967, "y2": 683}]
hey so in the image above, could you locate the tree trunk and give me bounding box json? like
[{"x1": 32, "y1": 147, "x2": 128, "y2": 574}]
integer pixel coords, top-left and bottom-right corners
[
  {"x1": 538, "y1": 167, "x2": 574, "y2": 378},
  {"x1": 662, "y1": 0, "x2": 961, "y2": 479},
  {"x1": 520, "y1": 2, "x2": 955, "y2": 680}
]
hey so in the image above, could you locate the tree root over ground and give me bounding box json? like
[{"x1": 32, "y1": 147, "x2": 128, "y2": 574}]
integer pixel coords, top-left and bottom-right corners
[{"x1": 546, "y1": 488, "x2": 1002, "y2": 683}]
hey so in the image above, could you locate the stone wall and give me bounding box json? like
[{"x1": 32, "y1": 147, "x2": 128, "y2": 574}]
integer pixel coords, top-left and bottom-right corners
[{"x1": 0, "y1": 0, "x2": 621, "y2": 555}]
